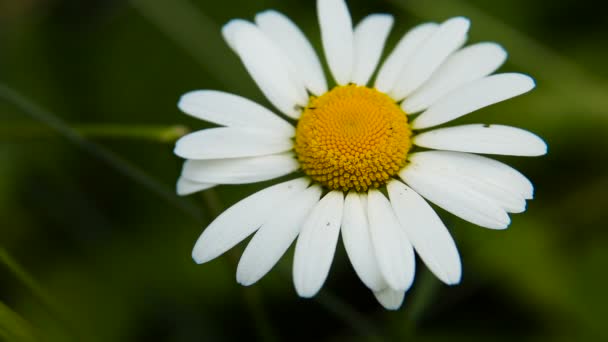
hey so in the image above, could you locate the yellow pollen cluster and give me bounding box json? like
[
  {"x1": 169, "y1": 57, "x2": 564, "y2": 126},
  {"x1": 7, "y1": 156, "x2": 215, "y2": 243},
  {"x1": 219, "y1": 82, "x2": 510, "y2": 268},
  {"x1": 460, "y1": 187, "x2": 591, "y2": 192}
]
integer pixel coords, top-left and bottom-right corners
[{"x1": 295, "y1": 85, "x2": 412, "y2": 192}]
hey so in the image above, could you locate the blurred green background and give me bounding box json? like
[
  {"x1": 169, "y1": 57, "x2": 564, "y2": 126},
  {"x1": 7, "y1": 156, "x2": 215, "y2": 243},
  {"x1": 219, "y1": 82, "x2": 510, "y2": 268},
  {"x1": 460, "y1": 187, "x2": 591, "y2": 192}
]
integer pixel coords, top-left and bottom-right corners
[{"x1": 1, "y1": 0, "x2": 607, "y2": 341}]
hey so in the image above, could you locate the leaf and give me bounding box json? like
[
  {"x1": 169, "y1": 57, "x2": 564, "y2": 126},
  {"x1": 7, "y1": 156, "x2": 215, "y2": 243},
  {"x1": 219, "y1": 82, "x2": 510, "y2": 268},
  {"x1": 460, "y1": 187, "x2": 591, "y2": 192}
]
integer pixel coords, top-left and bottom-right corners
[{"x1": 0, "y1": 301, "x2": 39, "y2": 342}]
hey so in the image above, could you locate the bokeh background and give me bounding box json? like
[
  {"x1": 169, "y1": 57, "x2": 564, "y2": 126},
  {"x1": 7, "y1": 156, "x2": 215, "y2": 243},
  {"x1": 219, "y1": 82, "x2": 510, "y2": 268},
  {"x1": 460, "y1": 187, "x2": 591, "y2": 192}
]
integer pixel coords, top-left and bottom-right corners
[{"x1": 1, "y1": 0, "x2": 607, "y2": 341}]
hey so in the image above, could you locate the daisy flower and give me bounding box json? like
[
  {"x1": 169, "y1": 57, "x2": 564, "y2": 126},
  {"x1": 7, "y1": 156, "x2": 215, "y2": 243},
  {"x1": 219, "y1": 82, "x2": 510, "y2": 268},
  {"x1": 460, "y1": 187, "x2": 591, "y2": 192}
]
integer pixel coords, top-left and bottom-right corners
[{"x1": 174, "y1": 0, "x2": 547, "y2": 310}]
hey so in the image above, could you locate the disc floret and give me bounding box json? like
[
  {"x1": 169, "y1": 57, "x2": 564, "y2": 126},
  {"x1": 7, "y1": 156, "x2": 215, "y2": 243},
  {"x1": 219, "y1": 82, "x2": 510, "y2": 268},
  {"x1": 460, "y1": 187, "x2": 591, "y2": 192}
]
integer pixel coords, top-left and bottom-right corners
[{"x1": 295, "y1": 85, "x2": 412, "y2": 191}]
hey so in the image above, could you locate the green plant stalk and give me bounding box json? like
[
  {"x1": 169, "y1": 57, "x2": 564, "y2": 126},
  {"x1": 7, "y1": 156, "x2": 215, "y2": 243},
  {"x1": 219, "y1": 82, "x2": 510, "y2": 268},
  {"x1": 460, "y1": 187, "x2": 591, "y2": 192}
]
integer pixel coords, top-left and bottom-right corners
[
  {"x1": 0, "y1": 82, "x2": 281, "y2": 342},
  {"x1": 0, "y1": 248, "x2": 74, "y2": 341},
  {"x1": 0, "y1": 248, "x2": 61, "y2": 316},
  {"x1": 0, "y1": 83, "x2": 206, "y2": 223},
  {"x1": 0, "y1": 123, "x2": 189, "y2": 143},
  {"x1": 203, "y1": 187, "x2": 280, "y2": 342},
  {"x1": 0, "y1": 301, "x2": 39, "y2": 342},
  {"x1": 129, "y1": 0, "x2": 249, "y2": 94}
]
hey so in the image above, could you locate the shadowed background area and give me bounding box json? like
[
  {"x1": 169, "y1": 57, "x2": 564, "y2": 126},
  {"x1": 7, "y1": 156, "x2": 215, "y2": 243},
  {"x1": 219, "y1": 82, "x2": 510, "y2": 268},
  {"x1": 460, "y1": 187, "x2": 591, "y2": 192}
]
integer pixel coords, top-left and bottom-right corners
[{"x1": 1, "y1": 0, "x2": 607, "y2": 341}]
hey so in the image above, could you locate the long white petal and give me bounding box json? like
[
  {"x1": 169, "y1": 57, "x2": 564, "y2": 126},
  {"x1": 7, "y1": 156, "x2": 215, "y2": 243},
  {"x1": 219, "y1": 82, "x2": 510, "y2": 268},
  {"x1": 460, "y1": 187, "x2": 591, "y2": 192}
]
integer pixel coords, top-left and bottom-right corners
[
  {"x1": 387, "y1": 180, "x2": 461, "y2": 285},
  {"x1": 367, "y1": 189, "x2": 415, "y2": 291},
  {"x1": 225, "y1": 20, "x2": 308, "y2": 118},
  {"x1": 409, "y1": 151, "x2": 533, "y2": 211},
  {"x1": 412, "y1": 73, "x2": 536, "y2": 129},
  {"x1": 176, "y1": 177, "x2": 215, "y2": 196},
  {"x1": 318, "y1": 0, "x2": 354, "y2": 85},
  {"x1": 373, "y1": 288, "x2": 405, "y2": 310},
  {"x1": 341, "y1": 192, "x2": 387, "y2": 291},
  {"x1": 375, "y1": 23, "x2": 438, "y2": 93},
  {"x1": 400, "y1": 164, "x2": 510, "y2": 229},
  {"x1": 178, "y1": 90, "x2": 294, "y2": 136},
  {"x1": 409, "y1": 150, "x2": 534, "y2": 199},
  {"x1": 192, "y1": 178, "x2": 310, "y2": 264},
  {"x1": 390, "y1": 17, "x2": 470, "y2": 101},
  {"x1": 402, "y1": 42, "x2": 507, "y2": 114},
  {"x1": 255, "y1": 10, "x2": 328, "y2": 96},
  {"x1": 237, "y1": 185, "x2": 323, "y2": 286},
  {"x1": 182, "y1": 152, "x2": 299, "y2": 184},
  {"x1": 352, "y1": 14, "x2": 394, "y2": 86},
  {"x1": 174, "y1": 128, "x2": 293, "y2": 160},
  {"x1": 414, "y1": 124, "x2": 548, "y2": 157},
  {"x1": 436, "y1": 171, "x2": 527, "y2": 214},
  {"x1": 293, "y1": 191, "x2": 344, "y2": 297}
]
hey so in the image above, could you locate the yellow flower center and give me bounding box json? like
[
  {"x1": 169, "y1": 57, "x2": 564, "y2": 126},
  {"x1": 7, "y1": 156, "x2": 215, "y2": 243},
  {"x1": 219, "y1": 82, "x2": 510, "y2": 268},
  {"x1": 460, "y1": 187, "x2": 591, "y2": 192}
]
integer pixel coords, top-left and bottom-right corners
[{"x1": 295, "y1": 85, "x2": 412, "y2": 192}]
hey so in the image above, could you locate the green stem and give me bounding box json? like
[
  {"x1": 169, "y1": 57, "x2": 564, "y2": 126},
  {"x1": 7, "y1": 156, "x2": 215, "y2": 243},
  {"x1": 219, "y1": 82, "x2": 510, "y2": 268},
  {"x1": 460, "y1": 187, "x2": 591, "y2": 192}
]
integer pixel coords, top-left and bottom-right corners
[
  {"x1": 0, "y1": 301, "x2": 39, "y2": 342},
  {"x1": 240, "y1": 286, "x2": 280, "y2": 342},
  {"x1": 316, "y1": 291, "x2": 385, "y2": 342},
  {"x1": 0, "y1": 248, "x2": 75, "y2": 341},
  {"x1": 0, "y1": 83, "x2": 205, "y2": 223},
  {"x1": 0, "y1": 123, "x2": 189, "y2": 143},
  {"x1": 405, "y1": 269, "x2": 441, "y2": 325},
  {"x1": 204, "y1": 188, "x2": 279, "y2": 342},
  {"x1": 129, "y1": 0, "x2": 249, "y2": 94},
  {"x1": 0, "y1": 249, "x2": 59, "y2": 314}
]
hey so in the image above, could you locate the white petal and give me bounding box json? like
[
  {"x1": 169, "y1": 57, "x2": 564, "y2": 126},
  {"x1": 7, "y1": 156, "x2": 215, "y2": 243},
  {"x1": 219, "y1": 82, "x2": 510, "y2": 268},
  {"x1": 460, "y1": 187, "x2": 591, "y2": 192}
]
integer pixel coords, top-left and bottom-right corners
[
  {"x1": 373, "y1": 288, "x2": 405, "y2": 310},
  {"x1": 182, "y1": 152, "x2": 298, "y2": 184},
  {"x1": 174, "y1": 127, "x2": 293, "y2": 159},
  {"x1": 318, "y1": 0, "x2": 354, "y2": 85},
  {"x1": 410, "y1": 151, "x2": 533, "y2": 199},
  {"x1": 225, "y1": 20, "x2": 308, "y2": 118},
  {"x1": 402, "y1": 42, "x2": 507, "y2": 114},
  {"x1": 414, "y1": 124, "x2": 548, "y2": 157},
  {"x1": 174, "y1": 128, "x2": 293, "y2": 160},
  {"x1": 390, "y1": 17, "x2": 470, "y2": 101},
  {"x1": 192, "y1": 178, "x2": 310, "y2": 264},
  {"x1": 237, "y1": 185, "x2": 323, "y2": 286},
  {"x1": 387, "y1": 180, "x2": 462, "y2": 285},
  {"x1": 341, "y1": 192, "x2": 387, "y2": 291},
  {"x1": 400, "y1": 164, "x2": 510, "y2": 229},
  {"x1": 222, "y1": 19, "x2": 250, "y2": 52},
  {"x1": 255, "y1": 10, "x2": 328, "y2": 96},
  {"x1": 293, "y1": 191, "x2": 344, "y2": 297},
  {"x1": 367, "y1": 189, "x2": 416, "y2": 291},
  {"x1": 375, "y1": 23, "x2": 438, "y2": 93},
  {"x1": 176, "y1": 177, "x2": 215, "y2": 196},
  {"x1": 178, "y1": 90, "x2": 294, "y2": 136},
  {"x1": 351, "y1": 14, "x2": 394, "y2": 86},
  {"x1": 409, "y1": 151, "x2": 533, "y2": 210},
  {"x1": 412, "y1": 73, "x2": 536, "y2": 129}
]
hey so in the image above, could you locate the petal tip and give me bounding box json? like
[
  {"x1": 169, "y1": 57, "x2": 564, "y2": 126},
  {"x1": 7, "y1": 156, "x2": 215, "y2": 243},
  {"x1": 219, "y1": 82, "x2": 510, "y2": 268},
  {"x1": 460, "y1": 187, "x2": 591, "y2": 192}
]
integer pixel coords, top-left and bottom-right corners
[
  {"x1": 222, "y1": 19, "x2": 253, "y2": 50},
  {"x1": 295, "y1": 286, "x2": 318, "y2": 299},
  {"x1": 450, "y1": 16, "x2": 471, "y2": 27},
  {"x1": 255, "y1": 9, "x2": 278, "y2": 18},
  {"x1": 374, "y1": 288, "x2": 405, "y2": 310},
  {"x1": 537, "y1": 140, "x2": 549, "y2": 156},
  {"x1": 446, "y1": 270, "x2": 462, "y2": 285},
  {"x1": 192, "y1": 250, "x2": 211, "y2": 265},
  {"x1": 173, "y1": 145, "x2": 184, "y2": 159},
  {"x1": 236, "y1": 272, "x2": 256, "y2": 286},
  {"x1": 177, "y1": 91, "x2": 202, "y2": 114},
  {"x1": 497, "y1": 220, "x2": 511, "y2": 230},
  {"x1": 254, "y1": 10, "x2": 283, "y2": 26},
  {"x1": 369, "y1": 13, "x2": 394, "y2": 22},
  {"x1": 446, "y1": 279, "x2": 461, "y2": 286},
  {"x1": 522, "y1": 74, "x2": 537, "y2": 90},
  {"x1": 176, "y1": 93, "x2": 188, "y2": 109}
]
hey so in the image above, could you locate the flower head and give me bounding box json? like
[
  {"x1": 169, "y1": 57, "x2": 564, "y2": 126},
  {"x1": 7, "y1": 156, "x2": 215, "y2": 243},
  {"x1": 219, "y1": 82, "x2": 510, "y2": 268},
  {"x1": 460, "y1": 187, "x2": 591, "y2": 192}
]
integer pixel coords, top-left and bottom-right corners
[{"x1": 174, "y1": 0, "x2": 547, "y2": 310}]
